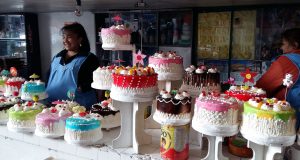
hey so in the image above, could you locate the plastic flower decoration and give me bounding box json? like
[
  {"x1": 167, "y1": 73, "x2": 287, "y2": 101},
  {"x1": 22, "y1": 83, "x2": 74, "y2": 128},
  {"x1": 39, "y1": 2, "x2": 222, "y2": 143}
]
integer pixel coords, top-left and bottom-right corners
[
  {"x1": 132, "y1": 50, "x2": 146, "y2": 66},
  {"x1": 240, "y1": 68, "x2": 257, "y2": 84}
]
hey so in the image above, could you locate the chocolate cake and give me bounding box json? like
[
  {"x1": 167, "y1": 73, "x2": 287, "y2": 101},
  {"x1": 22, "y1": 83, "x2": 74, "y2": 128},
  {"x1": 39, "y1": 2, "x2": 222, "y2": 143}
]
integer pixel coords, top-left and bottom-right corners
[
  {"x1": 90, "y1": 100, "x2": 119, "y2": 117},
  {"x1": 183, "y1": 65, "x2": 220, "y2": 86}
]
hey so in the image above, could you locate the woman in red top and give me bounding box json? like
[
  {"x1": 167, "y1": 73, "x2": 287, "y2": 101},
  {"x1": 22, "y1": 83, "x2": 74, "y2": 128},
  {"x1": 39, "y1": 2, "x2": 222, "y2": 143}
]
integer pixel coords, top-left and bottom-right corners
[{"x1": 256, "y1": 28, "x2": 300, "y2": 128}]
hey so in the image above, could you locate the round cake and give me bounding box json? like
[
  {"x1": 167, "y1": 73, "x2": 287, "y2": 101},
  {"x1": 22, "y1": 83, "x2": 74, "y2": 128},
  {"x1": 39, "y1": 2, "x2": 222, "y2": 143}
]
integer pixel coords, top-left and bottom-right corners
[
  {"x1": 100, "y1": 25, "x2": 131, "y2": 49},
  {"x1": 0, "y1": 76, "x2": 8, "y2": 94},
  {"x1": 179, "y1": 65, "x2": 221, "y2": 97},
  {"x1": 225, "y1": 85, "x2": 266, "y2": 102},
  {"x1": 35, "y1": 106, "x2": 74, "y2": 138},
  {"x1": 7, "y1": 101, "x2": 45, "y2": 132},
  {"x1": 21, "y1": 80, "x2": 48, "y2": 101},
  {"x1": 192, "y1": 91, "x2": 239, "y2": 136},
  {"x1": 90, "y1": 99, "x2": 120, "y2": 129},
  {"x1": 91, "y1": 65, "x2": 115, "y2": 90},
  {"x1": 148, "y1": 51, "x2": 184, "y2": 81},
  {"x1": 64, "y1": 112, "x2": 103, "y2": 145},
  {"x1": 153, "y1": 90, "x2": 191, "y2": 126},
  {"x1": 110, "y1": 66, "x2": 158, "y2": 102},
  {"x1": 4, "y1": 77, "x2": 25, "y2": 97},
  {"x1": 0, "y1": 96, "x2": 21, "y2": 124},
  {"x1": 241, "y1": 97, "x2": 296, "y2": 146}
]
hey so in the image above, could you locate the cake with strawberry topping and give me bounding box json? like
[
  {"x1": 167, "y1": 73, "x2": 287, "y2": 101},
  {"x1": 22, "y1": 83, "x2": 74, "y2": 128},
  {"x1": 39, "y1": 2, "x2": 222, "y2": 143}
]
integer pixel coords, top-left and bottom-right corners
[
  {"x1": 192, "y1": 91, "x2": 239, "y2": 136},
  {"x1": 101, "y1": 24, "x2": 132, "y2": 49},
  {"x1": 0, "y1": 96, "x2": 21, "y2": 124},
  {"x1": 90, "y1": 99, "x2": 120, "y2": 129},
  {"x1": 35, "y1": 105, "x2": 75, "y2": 138},
  {"x1": 110, "y1": 66, "x2": 158, "y2": 102},
  {"x1": 4, "y1": 77, "x2": 25, "y2": 97},
  {"x1": 153, "y1": 90, "x2": 191, "y2": 126},
  {"x1": 7, "y1": 101, "x2": 45, "y2": 132},
  {"x1": 91, "y1": 65, "x2": 115, "y2": 90},
  {"x1": 180, "y1": 65, "x2": 221, "y2": 97},
  {"x1": 148, "y1": 51, "x2": 184, "y2": 81},
  {"x1": 241, "y1": 97, "x2": 296, "y2": 146},
  {"x1": 64, "y1": 112, "x2": 103, "y2": 145}
]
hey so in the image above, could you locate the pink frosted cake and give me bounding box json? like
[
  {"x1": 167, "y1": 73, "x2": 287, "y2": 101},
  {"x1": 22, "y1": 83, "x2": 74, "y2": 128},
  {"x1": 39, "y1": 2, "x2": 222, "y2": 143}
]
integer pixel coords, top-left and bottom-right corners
[
  {"x1": 35, "y1": 106, "x2": 73, "y2": 138},
  {"x1": 100, "y1": 25, "x2": 131, "y2": 49},
  {"x1": 148, "y1": 51, "x2": 184, "y2": 81},
  {"x1": 192, "y1": 91, "x2": 239, "y2": 136},
  {"x1": 4, "y1": 77, "x2": 25, "y2": 97},
  {"x1": 91, "y1": 66, "x2": 115, "y2": 90}
]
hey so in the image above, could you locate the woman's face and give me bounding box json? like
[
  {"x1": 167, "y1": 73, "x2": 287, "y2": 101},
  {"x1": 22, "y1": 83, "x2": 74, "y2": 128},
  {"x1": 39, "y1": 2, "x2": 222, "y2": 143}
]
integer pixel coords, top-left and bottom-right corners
[
  {"x1": 62, "y1": 30, "x2": 82, "y2": 52},
  {"x1": 281, "y1": 38, "x2": 295, "y2": 53}
]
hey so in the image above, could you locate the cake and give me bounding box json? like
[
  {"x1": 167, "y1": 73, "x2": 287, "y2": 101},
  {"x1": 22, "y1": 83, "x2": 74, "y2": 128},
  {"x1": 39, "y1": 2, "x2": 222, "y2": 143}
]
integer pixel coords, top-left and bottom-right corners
[
  {"x1": 148, "y1": 51, "x2": 184, "y2": 81},
  {"x1": 153, "y1": 90, "x2": 191, "y2": 126},
  {"x1": 90, "y1": 99, "x2": 120, "y2": 129},
  {"x1": 21, "y1": 80, "x2": 48, "y2": 100},
  {"x1": 7, "y1": 101, "x2": 45, "y2": 132},
  {"x1": 240, "y1": 97, "x2": 296, "y2": 146},
  {"x1": 35, "y1": 106, "x2": 73, "y2": 138},
  {"x1": 225, "y1": 85, "x2": 266, "y2": 102},
  {"x1": 192, "y1": 91, "x2": 239, "y2": 136},
  {"x1": 0, "y1": 96, "x2": 21, "y2": 124},
  {"x1": 179, "y1": 65, "x2": 221, "y2": 97},
  {"x1": 64, "y1": 112, "x2": 103, "y2": 145},
  {"x1": 0, "y1": 76, "x2": 8, "y2": 94},
  {"x1": 4, "y1": 77, "x2": 25, "y2": 97},
  {"x1": 91, "y1": 65, "x2": 115, "y2": 90},
  {"x1": 100, "y1": 24, "x2": 131, "y2": 49},
  {"x1": 110, "y1": 66, "x2": 158, "y2": 102}
]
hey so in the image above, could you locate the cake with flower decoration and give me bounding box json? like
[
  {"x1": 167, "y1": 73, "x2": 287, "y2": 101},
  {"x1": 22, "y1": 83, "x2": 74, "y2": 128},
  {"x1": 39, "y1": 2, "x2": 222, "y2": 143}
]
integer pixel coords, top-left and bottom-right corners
[
  {"x1": 4, "y1": 77, "x2": 25, "y2": 97},
  {"x1": 153, "y1": 90, "x2": 191, "y2": 126},
  {"x1": 64, "y1": 112, "x2": 103, "y2": 145},
  {"x1": 110, "y1": 66, "x2": 158, "y2": 102},
  {"x1": 192, "y1": 91, "x2": 239, "y2": 136},
  {"x1": 179, "y1": 65, "x2": 221, "y2": 97},
  {"x1": 34, "y1": 105, "x2": 79, "y2": 138},
  {"x1": 0, "y1": 96, "x2": 21, "y2": 124},
  {"x1": 21, "y1": 79, "x2": 48, "y2": 101},
  {"x1": 148, "y1": 51, "x2": 184, "y2": 81},
  {"x1": 101, "y1": 24, "x2": 131, "y2": 49},
  {"x1": 7, "y1": 101, "x2": 45, "y2": 132},
  {"x1": 90, "y1": 98, "x2": 120, "y2": 129},
  {"x1": 240, "y1": 97, "x2": 296, "y2": 145},
  {"x1": 225, "y1": 86, "x2": 266, "y2": 102},
  {"x1": 91, "y1": 65, "x2": 115, "y2": 90}
]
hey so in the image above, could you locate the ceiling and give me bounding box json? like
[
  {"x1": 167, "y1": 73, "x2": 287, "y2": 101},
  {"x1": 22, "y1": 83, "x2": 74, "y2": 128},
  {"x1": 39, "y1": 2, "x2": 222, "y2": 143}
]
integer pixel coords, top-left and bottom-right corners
[{"x1": 0, "y1": 0, "x2": 299, "y2": 13}]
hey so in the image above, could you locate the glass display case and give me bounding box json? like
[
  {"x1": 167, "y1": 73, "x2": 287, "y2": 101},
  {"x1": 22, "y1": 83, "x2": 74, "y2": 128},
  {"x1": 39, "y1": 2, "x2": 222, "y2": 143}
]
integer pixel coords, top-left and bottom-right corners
[{"x1": 0, "y1": 14, "x2": 41, "y2": 78}]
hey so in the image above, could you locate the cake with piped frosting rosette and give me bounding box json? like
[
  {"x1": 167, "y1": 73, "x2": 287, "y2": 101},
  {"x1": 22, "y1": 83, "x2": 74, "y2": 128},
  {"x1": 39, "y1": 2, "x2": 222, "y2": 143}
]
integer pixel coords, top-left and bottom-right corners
[
  {"x1": 0, "y1": 96, "x2": 21, "y2": 124},
  {"x1": 7, "y1": 101, "x2": 45, "y2": 132},
  {"x1": 100, "y1": 24, "x2": 132, "y2": 49},
  {"x1": 64, "y1": 112, "x2": 103, "y2": 145},
  {"x1": 91, "y1": 65, "x2": 115, "y2": 90},
  {"x1": 110, "y1": 66, "x2": 158, "y2": 102},
  {"x1": 153, "y1": 90, "x2": 191, "y2": 126},
  {"x1": 241, "y1": 97, "x2": 296, "y2": 146},
  {"x1": 148, "y1": 51, "x2": 184, "y2": 81},
  {"x1": 192, "y1": 91, "x2": 239, "y2": 136},
  {"x1": 21, "y1": 79, "x2": 48, "y2": 101},
  {"x1": 179, "y1": 65, "x2": 221, "y2": 97},
  {"x1": 4, "y1": 77, "x2": 25, "y2": 97},
  {"x1": 90, "y1": 98, "x2": 120, "y2": 129}
]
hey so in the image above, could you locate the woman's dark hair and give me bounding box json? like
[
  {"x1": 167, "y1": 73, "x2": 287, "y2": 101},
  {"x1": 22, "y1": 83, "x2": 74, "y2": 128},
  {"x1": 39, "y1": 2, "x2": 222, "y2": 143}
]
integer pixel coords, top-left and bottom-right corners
[
  {"x1": 281, "y1": 28, "x2": 300, "y2": 49},
  {"x1": 61, "y1": 22, "x2": 90, "y2": 53}
]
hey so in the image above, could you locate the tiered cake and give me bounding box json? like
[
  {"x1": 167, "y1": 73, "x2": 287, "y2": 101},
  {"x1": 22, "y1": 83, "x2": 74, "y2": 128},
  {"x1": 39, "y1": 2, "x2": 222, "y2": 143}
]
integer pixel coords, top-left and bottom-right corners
[
  {"x1": 148, "y1": 51, "x2": 184, "y2": 81},
  {"x1": 153, "y1": 90, "x2": 191, "y2": 126}
]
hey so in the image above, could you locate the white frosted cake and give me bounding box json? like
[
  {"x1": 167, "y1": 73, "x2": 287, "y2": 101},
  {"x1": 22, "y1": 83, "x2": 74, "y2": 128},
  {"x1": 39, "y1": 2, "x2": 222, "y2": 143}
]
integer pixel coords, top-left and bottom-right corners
[
  {"x1": 91, "y1": 66, "x2": 115, "y2": 90},
  {"x1": 100, "y1": 25, "x2": 131, "y2": 49},
  {"x1": 0, "y1": 96, "x2": 21, "y2": 124},
  {"x1": 21, "y1": 80, "x2": 48, "y2": 101},
  {"x1": 4, "y1": 77, "x2": 25, "y2": 97}
]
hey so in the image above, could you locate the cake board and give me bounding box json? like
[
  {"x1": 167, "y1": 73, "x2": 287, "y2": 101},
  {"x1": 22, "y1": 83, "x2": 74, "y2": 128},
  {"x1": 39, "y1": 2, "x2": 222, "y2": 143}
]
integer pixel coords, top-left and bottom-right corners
[
  {"x1": 91, "y1": 82, "x2": 111, "y2": 91},
  {"x1": 102, "y1": 44, "x2": 134, "y2": 51},
  {"x1": 110, "y1": 97, "x2": 153, "y2": 154}
]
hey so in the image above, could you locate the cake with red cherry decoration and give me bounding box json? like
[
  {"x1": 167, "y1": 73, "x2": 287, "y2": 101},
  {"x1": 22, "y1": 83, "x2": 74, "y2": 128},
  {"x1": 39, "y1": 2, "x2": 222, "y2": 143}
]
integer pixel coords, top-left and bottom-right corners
[
  {"x1": 0, "y1": 96, "x2": 21, "y2": 124},
  {"x1": 110, "y1": 66, "x2": 158, "y2": 102},
  {"x1": 153, "y1": 90, "x2": 191, "y2": 126},
  {"x1": 4, "y1": 77, "x2": 25, "y2": 97},
  {"x1": 90, "y1": 98, "x2": 120, "y2": 129},
  {"x1": 192, "y1": 91, "x2": 239, "y2": 136},
  {"x1": 179, "y1": 65, "x2": 221, "y2": 97},
  {"x1": 225, "y1": 85, "x2": 266, "y2": 102},
  {"x1": 148, "y1": 51, "x2": 184, "y2": 81}
]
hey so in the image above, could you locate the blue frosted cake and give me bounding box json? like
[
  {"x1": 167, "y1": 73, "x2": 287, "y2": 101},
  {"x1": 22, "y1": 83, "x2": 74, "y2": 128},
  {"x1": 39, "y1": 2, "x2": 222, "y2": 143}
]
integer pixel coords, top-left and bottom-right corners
[
  {"x1": 64, "y1": 112, "x2": 103, "y2": 145},
  {"x1": 21, "y1": 80, "x2": 48, "y2": 101}
]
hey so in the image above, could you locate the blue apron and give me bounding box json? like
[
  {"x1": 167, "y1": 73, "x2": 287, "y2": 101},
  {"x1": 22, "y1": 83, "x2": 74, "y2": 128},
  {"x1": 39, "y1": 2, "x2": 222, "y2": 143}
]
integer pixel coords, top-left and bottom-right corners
[
  {"x1": 46, "y1": 53, "x2": 96, "y2": 109},
  {"x1": 284, "y1": 53, "x2": 300, "y2": 129}
]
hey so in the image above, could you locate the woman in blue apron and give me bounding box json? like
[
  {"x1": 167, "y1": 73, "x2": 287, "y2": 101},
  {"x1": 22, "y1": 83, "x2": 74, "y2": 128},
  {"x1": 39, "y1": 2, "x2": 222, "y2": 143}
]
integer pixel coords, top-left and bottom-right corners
[{"x1": 46, "y1": 22, "x2": 99, "y2": 109}]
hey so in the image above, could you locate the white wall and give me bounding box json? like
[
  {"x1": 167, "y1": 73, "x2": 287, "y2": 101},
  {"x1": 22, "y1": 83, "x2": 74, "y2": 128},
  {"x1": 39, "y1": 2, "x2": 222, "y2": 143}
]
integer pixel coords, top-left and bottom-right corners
[{"x1": 38, "y1": 12, "x2": 95, "y2": 80}]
